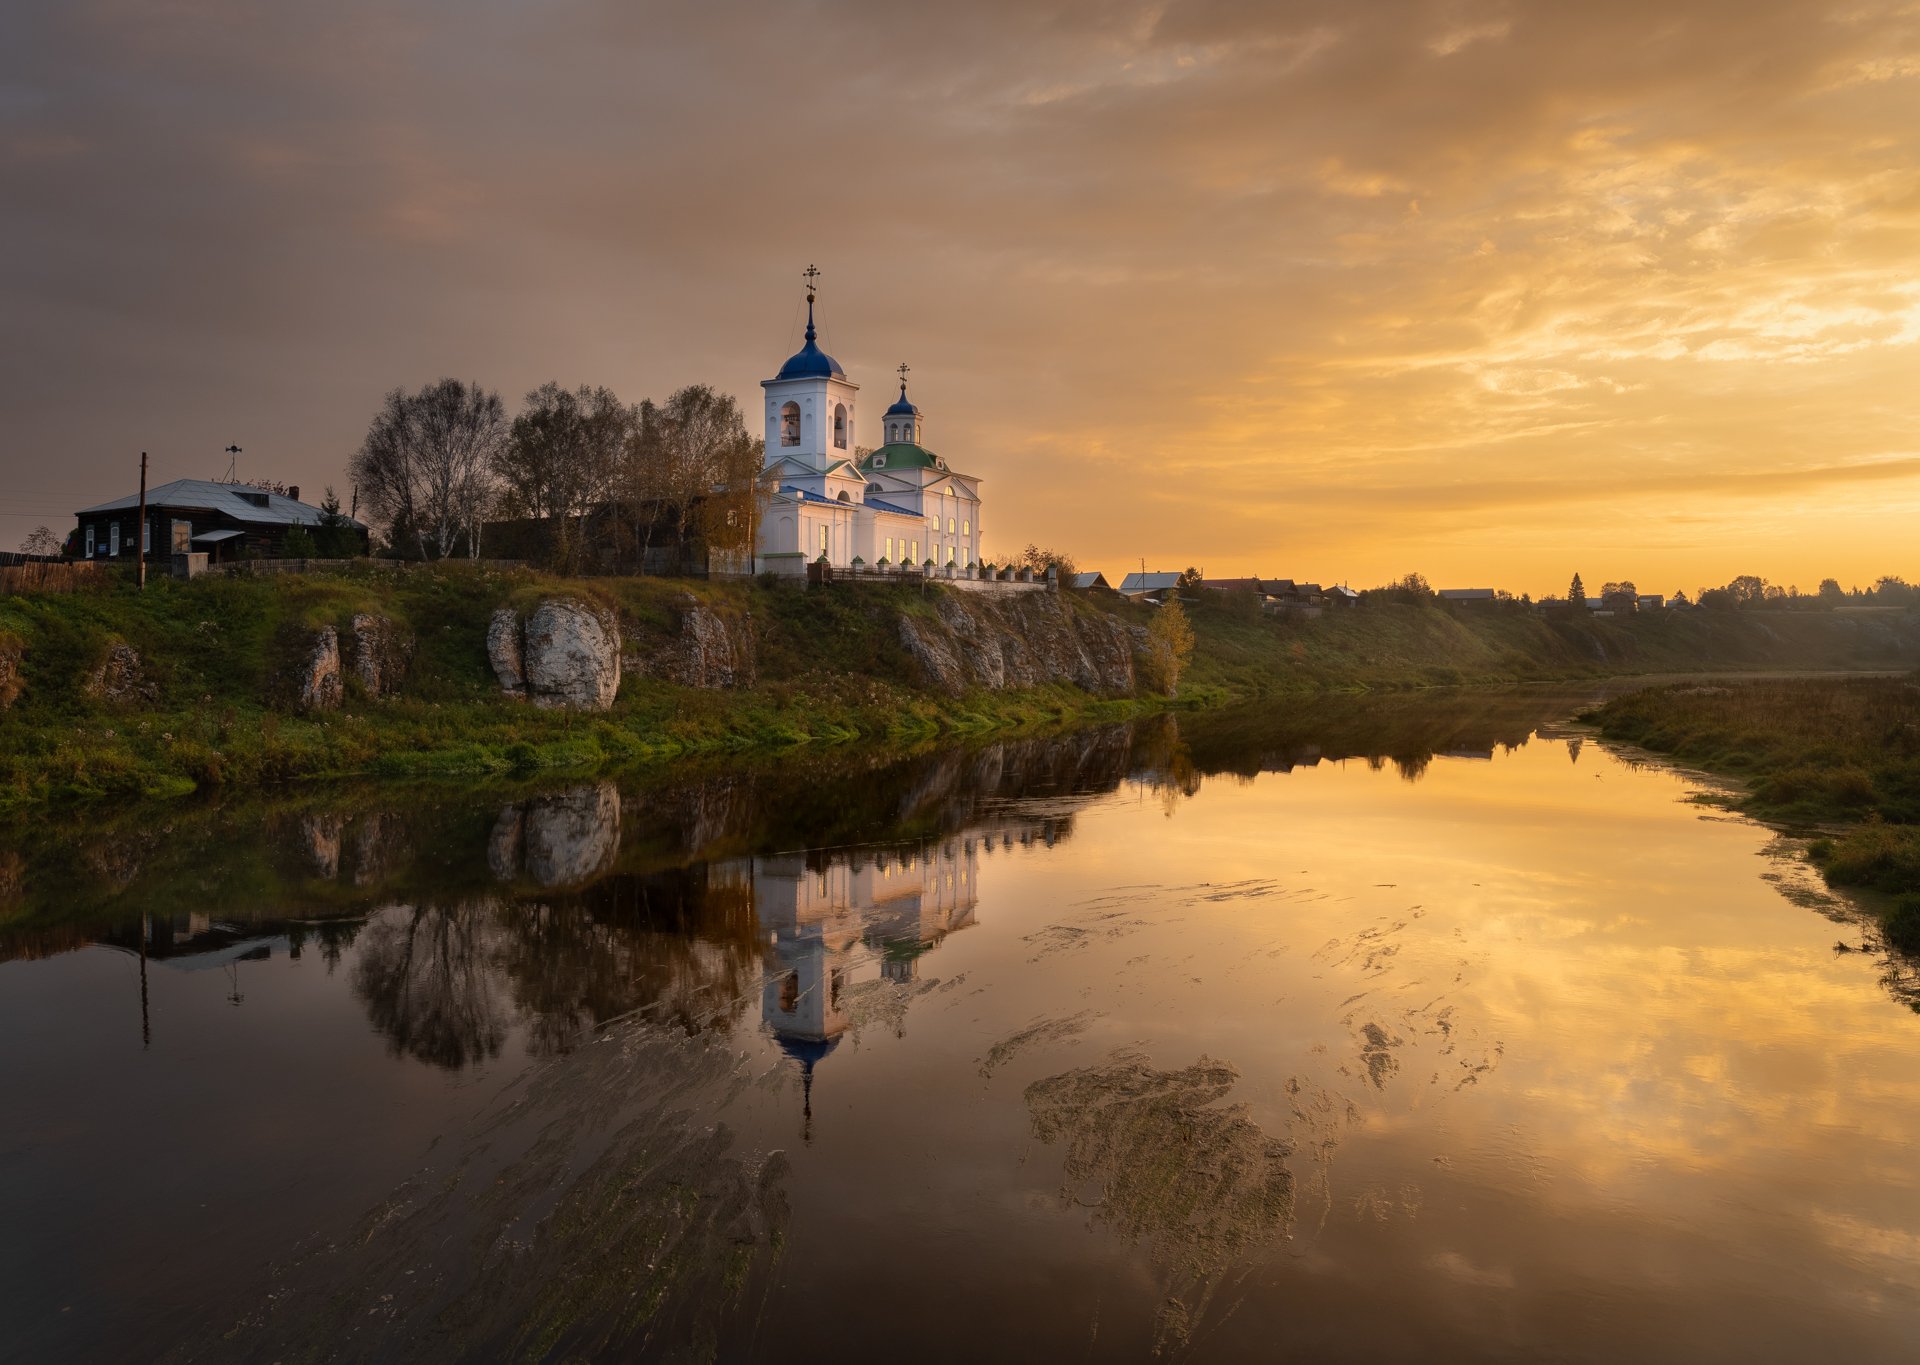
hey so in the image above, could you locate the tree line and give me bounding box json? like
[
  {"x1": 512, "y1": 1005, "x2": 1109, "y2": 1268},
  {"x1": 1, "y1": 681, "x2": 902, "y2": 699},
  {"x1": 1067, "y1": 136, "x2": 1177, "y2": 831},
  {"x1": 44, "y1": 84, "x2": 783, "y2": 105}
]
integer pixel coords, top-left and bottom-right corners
[{"x1": 348, "y1": 378, "x2": 763, "y2": 570}]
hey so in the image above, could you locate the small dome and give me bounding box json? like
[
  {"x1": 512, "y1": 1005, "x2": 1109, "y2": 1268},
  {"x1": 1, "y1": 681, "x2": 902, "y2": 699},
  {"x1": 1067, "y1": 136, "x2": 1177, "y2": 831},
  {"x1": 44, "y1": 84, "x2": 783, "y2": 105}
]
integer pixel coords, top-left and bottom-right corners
[{"x1": 885, "y1": 382, "x2": 919, "y2": 417}]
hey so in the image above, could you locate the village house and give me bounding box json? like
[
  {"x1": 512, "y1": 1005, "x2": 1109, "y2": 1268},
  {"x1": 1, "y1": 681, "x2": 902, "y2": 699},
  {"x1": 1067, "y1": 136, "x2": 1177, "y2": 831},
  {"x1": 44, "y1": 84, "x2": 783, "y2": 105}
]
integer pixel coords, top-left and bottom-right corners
[
  {"x1": 1117, "y1": 571, "x2": 1183, "y2": 601},
  {"x1": 73, "y1": 479, "x2": 367, "y2": 565}
]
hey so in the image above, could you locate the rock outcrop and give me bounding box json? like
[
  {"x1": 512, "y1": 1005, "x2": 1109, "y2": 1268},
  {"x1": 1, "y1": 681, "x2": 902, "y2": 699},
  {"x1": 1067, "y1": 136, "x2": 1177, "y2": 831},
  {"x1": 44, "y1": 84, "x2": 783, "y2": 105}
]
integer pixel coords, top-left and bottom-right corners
[
  {"x1": 487, "y1": 608, "x2": 525, "y2": 696},
  {"x1": 86, "y1": 642, "x2": 158, "y2": 704},
  {"x1": 347, "y1": 613, "x2": 413, "y2": 697},
  {"x1": 629, "y1": 594, "x2": 757, "y2": 689},
  {"x1": 897, "y1": 592, "x2": 1140, "y2": 698},
  {"x1": 0, "y1": 633, "x2": 21, "y2": 710},
  {"x1": 293, "y1": 627, "x2": 343, "y2": 712},
  {"x1": 487, "y1": 598, "x2": 621, "y2": 710}
]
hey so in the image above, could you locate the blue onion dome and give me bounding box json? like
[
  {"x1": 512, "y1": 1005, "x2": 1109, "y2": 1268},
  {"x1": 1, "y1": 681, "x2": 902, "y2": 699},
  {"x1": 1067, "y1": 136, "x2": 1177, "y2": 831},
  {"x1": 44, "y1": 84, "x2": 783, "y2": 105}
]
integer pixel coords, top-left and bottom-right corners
[
  {"x1": 776, "y1": 296, "x2": 845, "y2": 380},
  {"x1": 885, "y1": 380, "x2": 920, "y2": 416}
]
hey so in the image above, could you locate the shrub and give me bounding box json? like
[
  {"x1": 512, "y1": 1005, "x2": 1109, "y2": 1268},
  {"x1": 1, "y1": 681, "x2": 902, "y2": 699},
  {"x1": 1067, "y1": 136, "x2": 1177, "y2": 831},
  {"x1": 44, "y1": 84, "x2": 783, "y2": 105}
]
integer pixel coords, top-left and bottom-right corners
[
  {"x1": 1884, "y1": 897, "x2": 1920, "y2": 955},
  {"x1": 1812, "y1": 822, "x2": 1920, "y2": 894}
]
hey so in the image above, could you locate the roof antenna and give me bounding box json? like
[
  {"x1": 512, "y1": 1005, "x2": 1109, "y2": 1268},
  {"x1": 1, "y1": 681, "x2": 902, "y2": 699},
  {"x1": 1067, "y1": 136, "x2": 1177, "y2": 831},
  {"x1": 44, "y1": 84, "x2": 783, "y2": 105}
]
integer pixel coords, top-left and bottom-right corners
[{"x1": 223, "y1": 444, "x2": 242, "y2": 482}]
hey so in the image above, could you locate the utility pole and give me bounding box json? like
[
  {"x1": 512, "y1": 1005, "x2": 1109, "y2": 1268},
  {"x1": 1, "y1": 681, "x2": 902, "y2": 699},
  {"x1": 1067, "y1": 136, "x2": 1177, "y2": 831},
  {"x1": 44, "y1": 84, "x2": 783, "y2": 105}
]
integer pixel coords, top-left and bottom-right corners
[{"x1": 136, "y1": 451, "x2": 148, "y2": 590}]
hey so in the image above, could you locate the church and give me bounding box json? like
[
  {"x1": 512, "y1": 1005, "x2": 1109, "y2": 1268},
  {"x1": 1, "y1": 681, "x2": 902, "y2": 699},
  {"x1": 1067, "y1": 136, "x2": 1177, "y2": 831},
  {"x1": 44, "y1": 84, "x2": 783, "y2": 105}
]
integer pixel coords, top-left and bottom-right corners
[{"x1": 753, "y1": 286, "x2": 984, "y2": 575}]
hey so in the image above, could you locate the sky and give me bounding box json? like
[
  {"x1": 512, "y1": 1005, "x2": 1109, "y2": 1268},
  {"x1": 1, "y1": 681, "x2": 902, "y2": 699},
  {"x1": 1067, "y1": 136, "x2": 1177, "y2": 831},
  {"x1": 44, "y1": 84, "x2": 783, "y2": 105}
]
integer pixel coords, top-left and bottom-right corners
[{"x1": 2, "y1": 0, "x2": 1917, "y2": 596}]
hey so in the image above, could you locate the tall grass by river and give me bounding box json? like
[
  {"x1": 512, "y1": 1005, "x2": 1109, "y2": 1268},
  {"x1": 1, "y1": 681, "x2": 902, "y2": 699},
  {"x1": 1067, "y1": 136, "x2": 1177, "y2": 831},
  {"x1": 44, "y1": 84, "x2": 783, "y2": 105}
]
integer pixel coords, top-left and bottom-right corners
[{"x1": 1590, "y1": 675, "x2": 1920, "y2": 947}]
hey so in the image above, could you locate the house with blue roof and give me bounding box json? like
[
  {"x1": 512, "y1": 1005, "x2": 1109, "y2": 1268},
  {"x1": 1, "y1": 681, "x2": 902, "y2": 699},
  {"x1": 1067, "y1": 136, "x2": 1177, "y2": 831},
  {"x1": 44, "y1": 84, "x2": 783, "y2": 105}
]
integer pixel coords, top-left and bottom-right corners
[{"x1": 755, "y1": 285, "x2": 983, "y2": 575}]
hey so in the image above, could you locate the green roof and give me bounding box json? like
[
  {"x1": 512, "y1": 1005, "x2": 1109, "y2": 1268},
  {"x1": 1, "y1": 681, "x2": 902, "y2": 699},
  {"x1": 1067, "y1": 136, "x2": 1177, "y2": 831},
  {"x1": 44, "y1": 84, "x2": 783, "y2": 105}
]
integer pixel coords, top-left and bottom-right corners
[{"x1": 861, "y1": 441, "x2": 944, "y2": 472}]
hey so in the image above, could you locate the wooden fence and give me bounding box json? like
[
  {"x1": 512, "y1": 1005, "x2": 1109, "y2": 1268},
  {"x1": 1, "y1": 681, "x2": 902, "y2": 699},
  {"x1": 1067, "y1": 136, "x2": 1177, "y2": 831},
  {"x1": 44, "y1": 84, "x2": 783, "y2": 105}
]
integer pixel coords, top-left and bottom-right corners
[{"x1": 0, "y1": 560, "x2": 109, "y2": 595}]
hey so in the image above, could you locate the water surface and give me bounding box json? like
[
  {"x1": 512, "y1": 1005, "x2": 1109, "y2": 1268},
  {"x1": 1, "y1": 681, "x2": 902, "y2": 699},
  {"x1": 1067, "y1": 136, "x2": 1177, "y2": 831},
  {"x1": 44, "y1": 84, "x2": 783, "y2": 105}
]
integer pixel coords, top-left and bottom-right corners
[{"x1": 4, "y1": 688, "x2": 1918, "y2": 1362}]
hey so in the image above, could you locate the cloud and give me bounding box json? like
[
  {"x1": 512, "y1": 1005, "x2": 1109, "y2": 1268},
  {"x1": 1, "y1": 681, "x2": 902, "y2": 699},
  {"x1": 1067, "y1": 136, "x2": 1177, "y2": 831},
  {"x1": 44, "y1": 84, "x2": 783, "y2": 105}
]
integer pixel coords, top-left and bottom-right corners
[{"x1": 0, "y1": 0, "x2": 1917, "y2": 590}]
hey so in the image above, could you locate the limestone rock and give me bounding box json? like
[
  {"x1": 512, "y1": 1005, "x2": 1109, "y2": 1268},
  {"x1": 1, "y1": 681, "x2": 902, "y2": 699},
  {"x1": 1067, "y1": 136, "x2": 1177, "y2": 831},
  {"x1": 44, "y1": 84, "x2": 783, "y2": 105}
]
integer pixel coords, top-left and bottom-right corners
[
  {"x1": 0, "y1": 635, "x2": 22, "y2": 710},
  {"x1": 523, "y1": 598, "x2": 621, "y2": 710},
  {"x1": 295, "y1": 626, "x2": 343, "y2": 712},
  {"x1": 86, "y1": 642, "x2": 158, "y2": 704},
  {"x1": 633, "y1": 594, "x2": 757, "y2": 689},
  {"x1": 348, "y1": 613, "x2": 413, "y2": 697},
  {"x1": 487, "y1": 608, "x2": 526, "y2": 697},
  {"x1": 899, "y1": 591, "x2": 1137, "y2": 698},
  {"x1": 488, "y1": 599, "x2": 621, "y2": 710}
]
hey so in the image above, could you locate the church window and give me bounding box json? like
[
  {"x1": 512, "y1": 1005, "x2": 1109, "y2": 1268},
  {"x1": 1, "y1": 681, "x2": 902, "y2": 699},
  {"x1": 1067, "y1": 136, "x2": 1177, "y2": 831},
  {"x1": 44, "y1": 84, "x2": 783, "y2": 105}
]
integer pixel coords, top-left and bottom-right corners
[
  {"x1": 836, "y1": 490, "x2": 850, "y2": 502},
  {"x1": 873, "y1": 453, "x2": 886, "y2": 468},
  {"x1": 947, "y1": 517, "x2": 955, "y2": 533},
  {"x1": 820, "y1": 524, "x2": 829, "y2": 556},
  {"x1": 780, "y1": 401, "x2": 800, "y2": 446},
  {"x1": 833, "y1": 403, "x2": 847, "y2": 448},
  {"x1": 962, "y1": 519, "x2": 970, "y2": 537},
  {"x1": 885, "y1": 537, "x2": 894, "y2": 561},
  {"x1": 912, "y1": 540, "x2": 920, "y2": 563},
  {"x1": 780, "y1": 972, "x2": 799, "y2": 1012}
]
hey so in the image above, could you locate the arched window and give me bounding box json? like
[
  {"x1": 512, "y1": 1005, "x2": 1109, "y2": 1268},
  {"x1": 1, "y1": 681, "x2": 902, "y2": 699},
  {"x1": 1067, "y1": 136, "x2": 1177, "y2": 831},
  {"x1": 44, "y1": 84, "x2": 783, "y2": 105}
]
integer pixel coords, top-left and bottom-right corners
[
  {"x1": 833, "y1": 403, "x2": 847, "y2": 448},
  {"x1": 836, "y1": 490, "x2": 850, "y2": 502},
  {"x1": 780, "y1": 401, "x2": 800, "y2": 447},
  {"x1": 820, "y1": 524, "x2": 829, "y2": 556},
  {"x1": 962, "y1": 519, "x2": 969, "y2": 537}
]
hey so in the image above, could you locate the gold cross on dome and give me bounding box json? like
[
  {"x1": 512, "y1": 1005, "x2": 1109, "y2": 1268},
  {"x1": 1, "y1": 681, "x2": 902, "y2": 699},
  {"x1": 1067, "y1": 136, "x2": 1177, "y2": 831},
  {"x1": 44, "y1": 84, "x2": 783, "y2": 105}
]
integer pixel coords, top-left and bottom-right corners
[
  {"x1": 803, "y1": 263, "x2": 821, "y2": 298},
  {"x1": 897, "y1": 362, "x2": 910, "y2": 383}
]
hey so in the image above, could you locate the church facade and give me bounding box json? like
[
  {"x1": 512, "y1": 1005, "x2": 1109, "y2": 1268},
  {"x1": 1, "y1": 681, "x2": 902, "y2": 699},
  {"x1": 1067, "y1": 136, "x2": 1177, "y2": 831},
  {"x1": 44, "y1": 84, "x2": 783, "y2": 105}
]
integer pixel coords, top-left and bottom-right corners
[{"x1": 754, "y1": 294, "x2": 983, "y2": 575}]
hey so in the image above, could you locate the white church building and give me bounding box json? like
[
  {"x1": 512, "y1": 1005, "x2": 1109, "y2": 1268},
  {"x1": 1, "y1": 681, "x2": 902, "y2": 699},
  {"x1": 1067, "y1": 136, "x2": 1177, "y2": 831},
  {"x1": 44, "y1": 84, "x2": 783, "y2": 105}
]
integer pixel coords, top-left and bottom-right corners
[{"x1": 754, "y1": 291, "x2": 983, "y2": 575}]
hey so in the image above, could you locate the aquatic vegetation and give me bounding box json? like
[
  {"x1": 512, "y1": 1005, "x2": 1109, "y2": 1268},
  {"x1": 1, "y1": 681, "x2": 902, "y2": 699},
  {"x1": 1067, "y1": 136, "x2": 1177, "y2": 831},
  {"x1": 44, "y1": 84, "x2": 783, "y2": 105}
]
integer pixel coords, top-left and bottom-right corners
[
  {"x1": 1025, "y1": 1049, "x2": 1295, "y2": 1353},
  {"x1": 164, "y1": 1021, "x2": 785, "y2": 1364}
]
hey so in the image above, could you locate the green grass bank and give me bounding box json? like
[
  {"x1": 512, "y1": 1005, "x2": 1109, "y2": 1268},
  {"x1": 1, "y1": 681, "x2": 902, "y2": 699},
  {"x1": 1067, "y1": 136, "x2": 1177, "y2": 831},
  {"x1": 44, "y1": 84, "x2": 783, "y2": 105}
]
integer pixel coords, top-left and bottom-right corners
[
  {"x1": 3, "y1": 564, "x2": 1917, "y2": 814},
  {"x1": 1588, "y1": 676, "x2": 1920, "y2": 948}
]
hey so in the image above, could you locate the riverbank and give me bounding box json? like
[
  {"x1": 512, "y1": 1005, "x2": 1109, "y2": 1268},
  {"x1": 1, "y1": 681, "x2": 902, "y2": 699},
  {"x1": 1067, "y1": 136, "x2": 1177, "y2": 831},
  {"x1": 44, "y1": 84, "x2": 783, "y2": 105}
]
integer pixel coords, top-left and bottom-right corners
[
  {"x1": 3, "y1": 564, "x2": 1917, "y2": 812},
  {"x1": 1588, "y1": 675, "x2": 1920, "y2": 948}
]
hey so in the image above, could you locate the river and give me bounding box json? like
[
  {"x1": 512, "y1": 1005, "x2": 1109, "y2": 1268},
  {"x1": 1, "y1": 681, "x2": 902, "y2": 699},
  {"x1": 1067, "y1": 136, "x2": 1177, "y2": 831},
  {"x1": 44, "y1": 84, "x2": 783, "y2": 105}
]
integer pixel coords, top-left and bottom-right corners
[{"x1": 3, "y1": 686, "x2": 1918, "y2": 1362}]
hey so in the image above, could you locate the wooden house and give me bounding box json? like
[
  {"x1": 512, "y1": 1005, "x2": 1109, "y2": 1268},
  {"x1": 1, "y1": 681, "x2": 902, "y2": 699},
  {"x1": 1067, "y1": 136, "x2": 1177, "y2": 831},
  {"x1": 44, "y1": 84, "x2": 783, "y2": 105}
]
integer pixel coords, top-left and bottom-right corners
[{"x1": 74, "y1": 480, "x2": 368, "y2": 564}]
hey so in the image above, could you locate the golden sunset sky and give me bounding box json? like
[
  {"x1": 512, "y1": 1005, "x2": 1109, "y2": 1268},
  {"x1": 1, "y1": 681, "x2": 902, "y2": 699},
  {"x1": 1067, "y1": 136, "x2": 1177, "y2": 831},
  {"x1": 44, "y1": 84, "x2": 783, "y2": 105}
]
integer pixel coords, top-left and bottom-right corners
[{"x1": 3, "y1": 1, "x2": 1917, "y2": 594}]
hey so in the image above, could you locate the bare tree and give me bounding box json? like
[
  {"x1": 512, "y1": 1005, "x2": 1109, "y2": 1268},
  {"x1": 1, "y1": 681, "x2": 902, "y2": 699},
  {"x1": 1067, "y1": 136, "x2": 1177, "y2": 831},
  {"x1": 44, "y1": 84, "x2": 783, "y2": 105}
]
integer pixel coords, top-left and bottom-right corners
[
  {"x1": 498, "y1": 383, "x2": 628, "y2": 521},
  {"x1": 496, "y1": 383, "x2": 630, "y2": 570},
  {"x1": 18, "y1": 526, "x2": 62, "y2": 557},
  {"x1": 351, "y1": 379, "x2": 507, "y2": 560},
  {"x1": 624, "y1": 385, "x2": 762, "y2": 573}
]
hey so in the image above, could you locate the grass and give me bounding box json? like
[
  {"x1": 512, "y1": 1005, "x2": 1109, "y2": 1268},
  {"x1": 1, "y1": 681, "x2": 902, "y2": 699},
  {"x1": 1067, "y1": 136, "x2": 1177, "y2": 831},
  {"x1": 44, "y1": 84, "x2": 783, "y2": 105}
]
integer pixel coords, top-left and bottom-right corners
[
  {"x1": 1588, "y1": 675, "x2": 1920, "y2": 941},
  {"x1": 1, "y1": 565, "x2": 1916, "y2": 816}
]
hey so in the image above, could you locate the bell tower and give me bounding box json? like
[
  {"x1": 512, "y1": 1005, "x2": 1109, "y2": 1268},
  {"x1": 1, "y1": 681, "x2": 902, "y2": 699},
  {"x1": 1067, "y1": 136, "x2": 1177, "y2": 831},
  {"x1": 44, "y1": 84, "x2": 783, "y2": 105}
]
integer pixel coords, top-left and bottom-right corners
[{"x1": 761, "y1": 265, "x2": 859, "y2": 473}]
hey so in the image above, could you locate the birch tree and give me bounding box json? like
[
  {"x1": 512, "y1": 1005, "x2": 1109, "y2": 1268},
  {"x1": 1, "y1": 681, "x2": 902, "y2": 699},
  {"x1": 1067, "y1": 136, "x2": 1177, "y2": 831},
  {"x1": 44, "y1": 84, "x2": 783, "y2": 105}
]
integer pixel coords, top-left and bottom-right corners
[{"x1": 351, "y1": 379, "x2": 507, "y2": 559}]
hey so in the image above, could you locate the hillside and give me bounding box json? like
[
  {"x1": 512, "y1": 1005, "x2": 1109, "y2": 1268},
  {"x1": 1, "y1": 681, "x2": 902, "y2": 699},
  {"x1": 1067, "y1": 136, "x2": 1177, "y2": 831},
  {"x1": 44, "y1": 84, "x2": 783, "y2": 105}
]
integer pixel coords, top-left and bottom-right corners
[{"x1": 2, "y1": 565, "x2": 1917, "y2": 811}]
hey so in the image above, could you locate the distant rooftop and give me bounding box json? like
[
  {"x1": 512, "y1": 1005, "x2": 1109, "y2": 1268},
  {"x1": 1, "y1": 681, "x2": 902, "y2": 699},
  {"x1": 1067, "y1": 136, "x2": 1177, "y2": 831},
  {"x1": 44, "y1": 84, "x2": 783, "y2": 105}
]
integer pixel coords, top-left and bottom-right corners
[{"x1": 78, "y1": 478, "x2": 366, "y2": 529}]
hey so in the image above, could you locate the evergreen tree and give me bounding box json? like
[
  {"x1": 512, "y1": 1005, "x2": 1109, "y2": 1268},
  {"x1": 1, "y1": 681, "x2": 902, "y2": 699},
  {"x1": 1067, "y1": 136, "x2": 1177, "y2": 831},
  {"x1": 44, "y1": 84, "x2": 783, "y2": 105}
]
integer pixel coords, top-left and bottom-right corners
[{"x1": 1568, "y1": 573, "x2": 1587, "y2": 606}]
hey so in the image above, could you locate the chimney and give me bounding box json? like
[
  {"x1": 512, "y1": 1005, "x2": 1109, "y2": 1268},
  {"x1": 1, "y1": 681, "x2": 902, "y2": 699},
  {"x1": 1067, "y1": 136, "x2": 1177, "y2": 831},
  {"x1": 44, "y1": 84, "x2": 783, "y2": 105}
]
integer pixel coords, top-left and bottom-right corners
[{"x1": 287, "y1": 485, "x2": 300, "y2": 503}]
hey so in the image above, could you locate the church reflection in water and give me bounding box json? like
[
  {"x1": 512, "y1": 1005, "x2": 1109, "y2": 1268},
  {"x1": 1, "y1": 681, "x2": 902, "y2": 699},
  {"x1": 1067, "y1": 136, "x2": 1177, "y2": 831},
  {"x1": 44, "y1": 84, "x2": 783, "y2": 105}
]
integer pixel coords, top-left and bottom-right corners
[{"x1": 745, "y1": 837, "x2": 983, "y2": 1130}]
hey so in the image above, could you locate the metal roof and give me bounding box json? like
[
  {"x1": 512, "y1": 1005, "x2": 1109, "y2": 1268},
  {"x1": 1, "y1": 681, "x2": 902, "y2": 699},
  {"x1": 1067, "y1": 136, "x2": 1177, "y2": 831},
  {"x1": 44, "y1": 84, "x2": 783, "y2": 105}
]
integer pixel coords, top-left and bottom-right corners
[
  {"x1": 1118, "y1": 571, "x2": 1183, "y2": 594},
  {"x1": 79, "y1": 478, "x2": 367, "y2": 529},
  {"x1": 191, "y1": 528, "x2": 244, "y2": 542}
]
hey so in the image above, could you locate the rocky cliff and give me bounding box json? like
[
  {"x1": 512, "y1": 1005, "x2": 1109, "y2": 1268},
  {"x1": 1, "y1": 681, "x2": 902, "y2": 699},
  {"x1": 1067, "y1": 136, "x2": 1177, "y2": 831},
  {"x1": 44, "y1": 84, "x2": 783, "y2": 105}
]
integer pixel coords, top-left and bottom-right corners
[{"x1": 894, "y1": 591, "x2": 1142, "y2": 698}]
